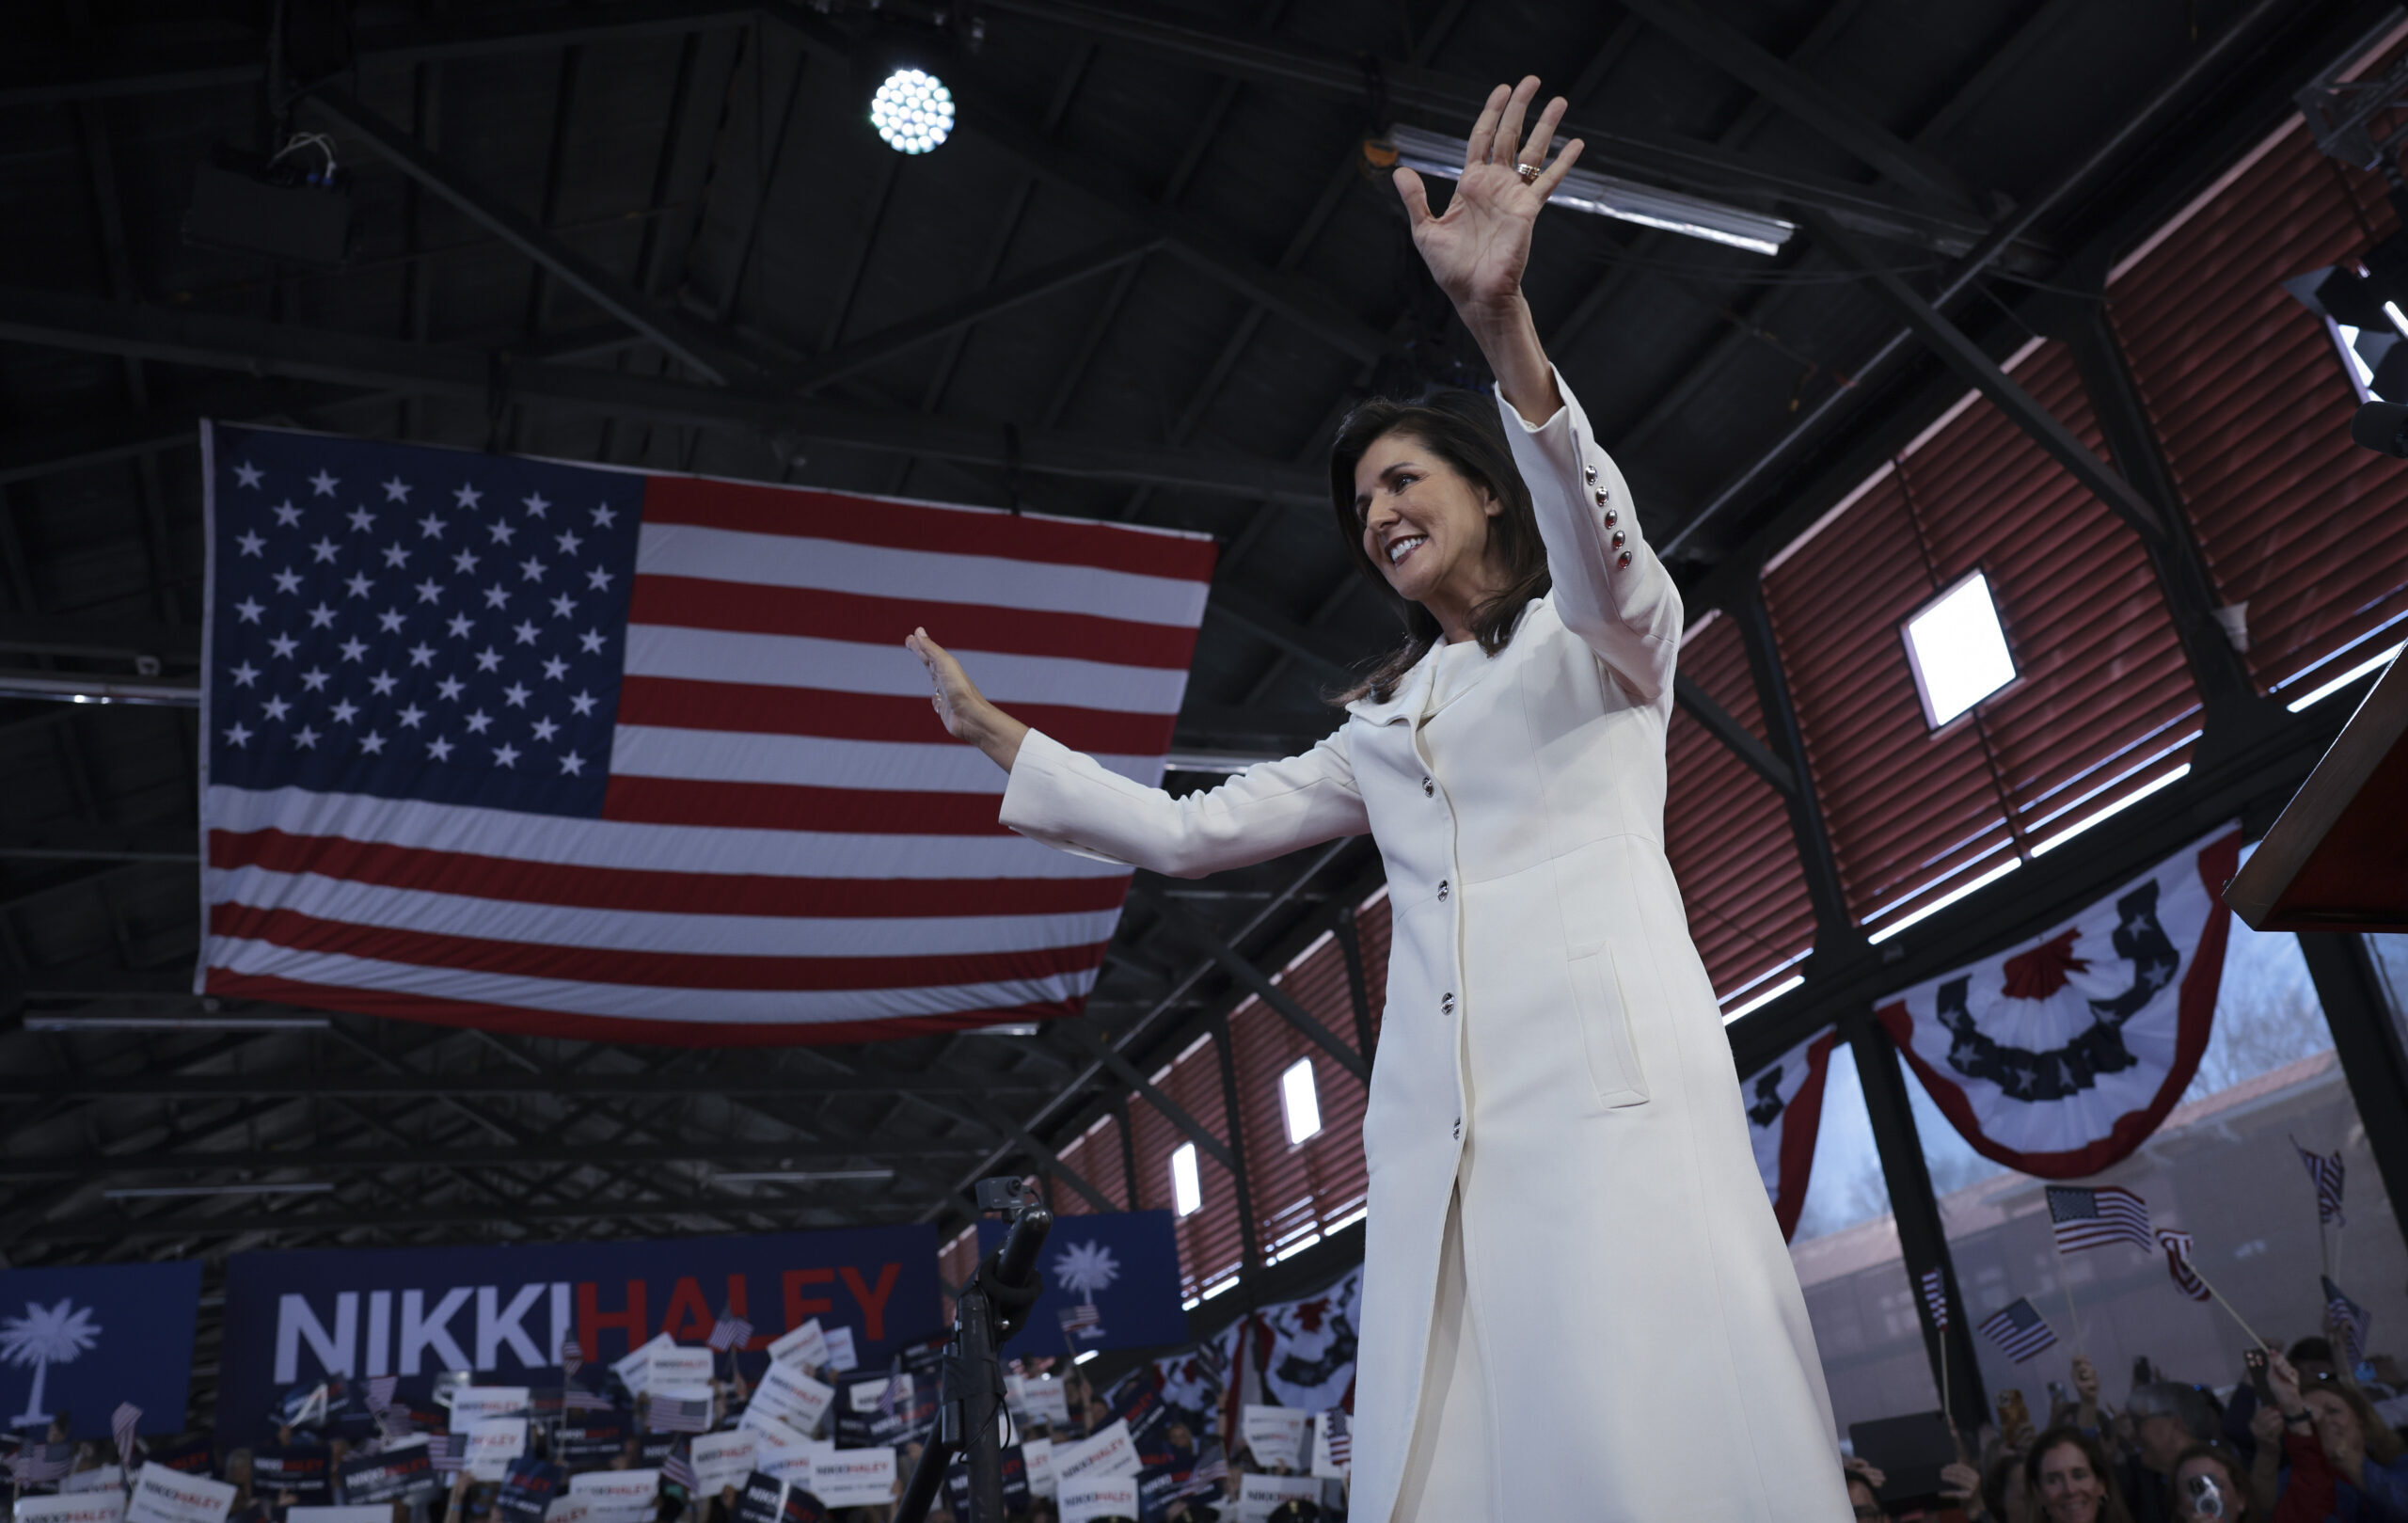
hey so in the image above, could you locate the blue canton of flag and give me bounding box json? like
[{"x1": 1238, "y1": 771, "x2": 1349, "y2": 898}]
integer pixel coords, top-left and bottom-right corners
[{"x1": 207, "y1": 428, "x2": 644, "y2": 812}]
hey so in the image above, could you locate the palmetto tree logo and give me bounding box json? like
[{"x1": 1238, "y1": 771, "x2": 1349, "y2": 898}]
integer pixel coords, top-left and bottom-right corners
[
  {"x1": 1051, "y1": 1240, "x2": 1120, "y2": 1309},
  {"x1": 3, "y1": 1298, "x2": 102, "y2": 1426}
]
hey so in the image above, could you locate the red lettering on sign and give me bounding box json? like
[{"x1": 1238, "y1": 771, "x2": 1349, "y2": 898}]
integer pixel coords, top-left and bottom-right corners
[
  {"x1": 578, "y1": 1280, "x2": 648, "y2": 1357},
  {"x1": 659, "y1": 1275, "x2": 716, "y2": 1342},
  {"x1": 783, "y1": 1267, "x2": 834, "y2": 1329},
  {"x1": 840, "y1": 1262, "x2": 900, "y2": 1342}
]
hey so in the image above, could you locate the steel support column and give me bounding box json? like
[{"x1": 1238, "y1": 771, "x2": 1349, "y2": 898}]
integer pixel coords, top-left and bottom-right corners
[
  {"x1": 1209, "y1": 1013, "x2": 1265, "y2": 1280},
  {"x1": 1847, "y1": 1015, "x2": 1988, "y2": 1430},
  {"x1": 2299, "y1": 933, "x2": 2408, "y2": 1252},
  {"x1": 1153, "y1": 899, "x2": 1371, "y2": 1083},
  {"x1": 1729, "y1": 585, "x2": 1854, "y2": 946},
  {"x1": 1673, "y1": 672, "x2": 1798, "y2": 798}
]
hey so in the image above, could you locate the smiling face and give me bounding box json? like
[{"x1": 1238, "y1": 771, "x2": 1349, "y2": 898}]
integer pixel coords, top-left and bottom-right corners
[
  {"x1": 2037, "y1": 1439, "x2": 2108, "y2": 1523},
  {"x1": 2306, "y1": 1388, "x2": 2363, "y2": 1456},
  {"x1": 1353, "y1": 428, "x2": 1508, "y2": 626}
]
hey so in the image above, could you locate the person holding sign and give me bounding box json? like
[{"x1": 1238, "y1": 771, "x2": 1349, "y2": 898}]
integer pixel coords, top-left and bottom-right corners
[{"x1": 909, "y1": 76, "x2": 1848, "y2": 1523}]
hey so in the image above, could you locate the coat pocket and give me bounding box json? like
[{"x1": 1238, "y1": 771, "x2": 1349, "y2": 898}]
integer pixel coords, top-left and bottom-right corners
[{"x1": 1567, "y1": 942, "x2": 1649, "y2": 1108}]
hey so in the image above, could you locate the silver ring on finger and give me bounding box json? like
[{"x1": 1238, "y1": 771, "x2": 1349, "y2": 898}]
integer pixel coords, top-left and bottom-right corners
[{"x1": 1516, "y1": 162, "x2": 1542, "y2": 184}]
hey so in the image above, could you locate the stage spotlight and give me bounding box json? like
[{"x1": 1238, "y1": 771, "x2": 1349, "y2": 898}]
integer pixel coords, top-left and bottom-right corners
[{"x1": 871, "y1": 68, "x2": 954, "y2": 155}]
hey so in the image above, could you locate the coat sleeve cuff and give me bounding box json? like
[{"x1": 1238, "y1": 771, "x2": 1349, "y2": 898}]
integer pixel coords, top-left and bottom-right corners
[{"x1": 999, "y1": 727, "x2": 1141, "y2": 866}]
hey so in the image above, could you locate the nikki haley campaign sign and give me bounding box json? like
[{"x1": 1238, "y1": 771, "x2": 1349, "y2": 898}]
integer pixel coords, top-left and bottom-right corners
[
  {"x1": 217, "y1": 1226, "x2": 935, "y2": 1444},
  {"x1": 0, "y1": 1261, "x2": 201, "y2": 1440}
]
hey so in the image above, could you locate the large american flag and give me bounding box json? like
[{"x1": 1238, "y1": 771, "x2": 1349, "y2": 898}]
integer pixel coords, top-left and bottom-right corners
[
  {"x1": 198, "y1": 427, "x2": 1215, "y2": 1042},
  {"x1": 2045, "y1": 1184, "x2": 2152, "y2": 1252}
]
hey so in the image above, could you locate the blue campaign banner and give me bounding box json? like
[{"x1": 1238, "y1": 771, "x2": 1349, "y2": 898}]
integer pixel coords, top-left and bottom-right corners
[
  {"x1": 0, "y1": 1261, "x2": 202, "y2": 1440},
  {"x1": 976, "y1": 1211, "x2": 1186, "y2": 1355},
  {"x1": 219, "y1": 1225, "x2": 937, "y2": 1446}
]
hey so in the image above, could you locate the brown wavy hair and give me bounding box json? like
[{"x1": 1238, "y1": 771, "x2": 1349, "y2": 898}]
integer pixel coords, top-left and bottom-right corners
[
  {"x1": 1324, "y1": 388, "x2": 1550, "y2": 706},
  {"x1": 2024, "y1": 1426, "x2": 2135, "y2": 1523}
]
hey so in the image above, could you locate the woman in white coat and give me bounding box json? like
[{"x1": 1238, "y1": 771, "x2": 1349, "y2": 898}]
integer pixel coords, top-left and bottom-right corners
[{"x1": 908, "y1": 78, "x2": 1850, "y2": 1523}]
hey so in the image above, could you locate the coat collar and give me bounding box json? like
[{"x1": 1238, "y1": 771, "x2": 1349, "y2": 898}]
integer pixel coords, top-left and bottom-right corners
[{"x1": 1342, "y1": 641, "x2": 1439, "y2": 727}]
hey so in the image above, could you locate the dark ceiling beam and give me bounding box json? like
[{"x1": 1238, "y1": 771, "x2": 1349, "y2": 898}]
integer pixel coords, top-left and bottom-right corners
[
  {"x1": 1058, "y1": 1020, "x2": 1240, "y2": 1174},
  {"x1": 0, "y1": 1135, "x2": 988, "y2": 1182},
  {"x1": 1660, "y1": 0, "x2": 2302, "y2": 558},
  {"x1": 968, "y1": 0, "x2": 2046, "y2": 266},
  {"x1": 1671, "y1": 673, "x2": 1798, "y2": 798},
  {"x1": 0, "y1": 289, "x2": 1329, "y2": 503},
  {"x1": 1608, "y1": 0, "x2": 1977, "y2": 209},
  {"x1": 774, "y1": 232, "x2": 1164, "y2": 394},
  {"x1": 10, "y1": 1192, "x2": 924, "y2": 1248},
  {"x1": 1801, "y1": 209, "x2": 2164, "y2": 537},
  {"x1": 0, "y1": 613, "x2": 198, "y2": 665},
  {"x1": 0, "y1": 1070, "x2": 1054, "y2": 1099},
  {"x1": 1142, "y1": 893, "x2": 1371, "y2": 1083},
  {"x1": 306, "y1": 88, "x2": 759, "y2": 386},
  {"x1": 0, "y1": 2, "x2": 758, "y2": 106},
  {"x1": 1208, "y1": 587, "x2": 1361, "y2": 685},
  {"x1": 0, "y1": 823, "x2": 197, "y2": 863}
]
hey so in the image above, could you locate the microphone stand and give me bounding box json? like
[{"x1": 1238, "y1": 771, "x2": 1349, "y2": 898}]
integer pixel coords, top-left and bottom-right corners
[{"x1": 895, "y1": 1179, "x2": 1050, "y2": 1523}]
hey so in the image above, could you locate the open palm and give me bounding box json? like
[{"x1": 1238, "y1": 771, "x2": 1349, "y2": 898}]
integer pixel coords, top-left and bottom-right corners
[{"x1": 1393, "y1": 77, "x2": 1584, "y2": 317}]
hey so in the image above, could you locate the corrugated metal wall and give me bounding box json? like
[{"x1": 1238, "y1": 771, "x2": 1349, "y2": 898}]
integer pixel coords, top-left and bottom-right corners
[
  {"x1": 2109, "y1": 114, "x2": 2408, "y2": 696},
  {"x1": 1128, "y1": 1030, "x2": 1245, "y2": 1300},
  {"x1": 1662, "y1": 611, "x2": 1816, "y2": 1006},
  {"x1": 1763, "y1": 341, "x2": 2201, "y2": 928}
]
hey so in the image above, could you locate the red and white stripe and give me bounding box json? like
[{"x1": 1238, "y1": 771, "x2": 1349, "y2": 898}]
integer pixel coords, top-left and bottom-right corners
[{"x1": 203, "y1": 478, "x2": 1216, "y2": 1043}]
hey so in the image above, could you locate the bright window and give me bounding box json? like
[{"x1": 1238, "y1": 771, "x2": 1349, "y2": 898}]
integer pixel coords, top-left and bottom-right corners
[
  {"x1": 1279, "y1": 1057, "x2": 1323, "y2": 1145},
  {"x1": 1169, "y1": 1142, "x2": 1201, "y2": 1216},
  {"x1": 1902, "y1": 570, "x2": 2015, "y2": 729}
]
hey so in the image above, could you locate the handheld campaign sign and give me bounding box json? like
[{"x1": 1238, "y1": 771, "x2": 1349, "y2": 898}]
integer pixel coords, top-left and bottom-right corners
[
  {"x1": 448, "y1": 1388, "x2": 531, "y2": 1425},
  {"x1": 1236, "y1": 1474, "x2": 1320, "y2": 1523},
  {"x1": 495, "y1": 1458, "x2": 567, "y2": 1523},
  {"x1": 647, "y1": 1347, "x2": 714, "y2": 1390},
  {"x1": 341, "y1": 1440, "x2": 437, "y2": 1503},
  {"x1": 1051, "y1": 1420, "x2": 1139, "y2": 1485},
  {"x1": 14, "y1": 1497, "x2": 127, "y2": 1523},
  {"x1": 1055, "y1": 1474, "x2": 1140, "y2": 1523},
  {"x1": 688, "y1": 1432, "x2": 755, "y2": 1497},
  {"x1": 553, "y1": 1416, "x2": 629, "y2": 1471},
  {"x1": 220, "y1": 1226, "x2": 934, "y2": 1447},
  {"x1": 731, "y1": 1475, "x2": 825, "y2": 1523},
  {"x1": 1009, "y1": 1376, "x2": 1070, "y2": 1429},
  {"x1": 124, "y1": 1467, "x2": 237, "y2": 1523},
  {"x1": 1240, "y1": 1405, "x2": 1307, "y2": 1469},
  {"x1": 564, "y1": 1470, "x2": 657, "y2": 1523},
  {"x1": 820, "y1": 1328, "x2": 857, "y2": 1373},
  {"x1": 765, "y1": 1321, "x2": 826, "y2": 1372},
  {"x1": 251, "y1": 1447, "x2": 331, "y2": 1502},
  {"x1": 1019, "y1": 1437, "x2": 1055, "y2": 1499},
  {"x1": 746, "y1": 1362, "x2": 833, "y2": 1436},
  {"x1": 800, "y1": 1450, "x2": 892, "y2": 1511},
  {"x1": 612, "y1": 1336, "x2": 672, "y2": 1400},
  {"x1": 0, "y1": 1264, "x2": 202, "y2": 1443},
  {"x1": 62, "y1": 1471, "x2": 127, "y2": 1498},
  {"x1": 286, "y1": 1509, "x2": 393, "y2": 1523},
  {"x1": 464, "y1": 1420, "x2": 529, "y2": 1483}
]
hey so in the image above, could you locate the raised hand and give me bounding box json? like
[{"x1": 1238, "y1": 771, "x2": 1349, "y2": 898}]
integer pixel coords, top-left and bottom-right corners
[
  {"x1": 1391, "y1": 77, "x2": 1584, "y2": 325},
  {"x1": 907, "y1": 627, "x2": 1027, "y2": 772}
]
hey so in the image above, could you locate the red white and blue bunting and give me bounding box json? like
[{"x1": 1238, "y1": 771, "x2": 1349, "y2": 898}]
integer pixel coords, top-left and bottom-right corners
[
  {"x1": 1876, "y1": 826, "x2": 2243, "y2": 1179},
  {"x1": 1740, "y1": 1026, "x2": 1840, "y2": 1242}
]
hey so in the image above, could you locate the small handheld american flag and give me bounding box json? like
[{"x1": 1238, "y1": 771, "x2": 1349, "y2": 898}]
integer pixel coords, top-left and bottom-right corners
[
  {"x1": 1324, "y1": 1409, "x2": 1351, "y2": 1467},
  {"x1": 7, "y1": 1443, "x2": 73, "y2": 1484},
  {"x1": 662, "y1": 1442, "x2": 699, "y2": 1494},
  {"x1": 2294, "y1": 1138, "x2": 2347, "y2": 1226},
  {"x1": 1977, "y1": 1297, "x2": 2059, "y2": 1363},
  {"x1": 561, "y1": 1337, "x2": 584, "y2": 1379},
  {"x1": 648, "y1": 1392, "x2": 712, "y2": 1435},
  {"x1": 2046, "y1": 1184, "x2": 2153, "y2": 1252},
  {"x1": 2156, "y1": 1230, "x2": 2210, "y2": 1302},
  {"x1": 111, "y1": 1404, "x2": 142, "y2": 1468},
  {"x1": 707, "y1": 1308, "x2": 754, "y2": 1353},
  {"x1": 428, "y1": 1434, "x2": 469, "y2": 1474},
  {"x1": 1917, "y1": 1269, "x2": 1949, "y2": 1330},
  {"x1": 2325, "y1": 1276, "x2": 2371, "y2": 1365}
]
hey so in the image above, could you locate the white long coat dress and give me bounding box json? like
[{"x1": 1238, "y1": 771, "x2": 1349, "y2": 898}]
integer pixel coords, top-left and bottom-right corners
[{"x1": 997, "y1": 373, "x2": 1851, "y2": 1522}]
